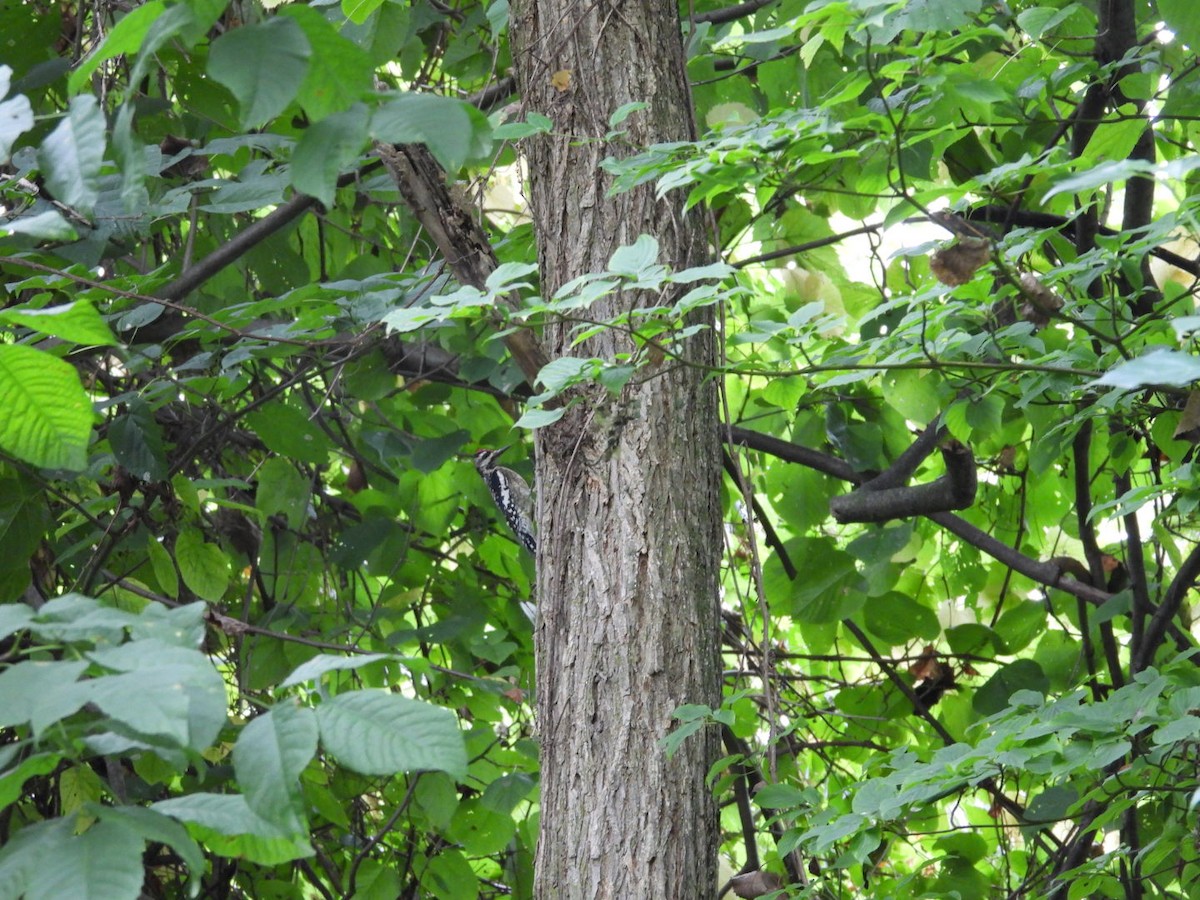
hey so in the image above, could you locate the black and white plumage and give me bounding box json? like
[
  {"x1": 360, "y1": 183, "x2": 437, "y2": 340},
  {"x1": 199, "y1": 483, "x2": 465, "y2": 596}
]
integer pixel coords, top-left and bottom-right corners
[{"x1": 473, "y1": 446, "x2": 536, "y2": 554}]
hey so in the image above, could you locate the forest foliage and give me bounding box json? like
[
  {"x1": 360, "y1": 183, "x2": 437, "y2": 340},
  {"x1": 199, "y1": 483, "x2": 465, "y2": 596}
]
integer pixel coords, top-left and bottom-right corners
[{"x1": 2, "y1": 0, "x2": 1200, "y2": 896}]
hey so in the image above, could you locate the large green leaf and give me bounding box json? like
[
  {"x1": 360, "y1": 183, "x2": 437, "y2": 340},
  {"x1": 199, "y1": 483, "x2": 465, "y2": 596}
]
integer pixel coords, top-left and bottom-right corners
[
  {"x1": 86, "y1": 637, "x2": 228, "y2": 750},
  {"x1": 22, "y1": 820, "x2": 146, "y2": 900},
  {"x1": 232, "y1": 702, "x2": 318, "y2": 832},
  {"x1": 290, "y1": 104, "x2": 370, "y2": 207},
  {"x1": 151, "y1": 794, "x2": 314, "y2": 863},
  {"x1": 1158, "y1": 0, "x2": 1200, "y2": 55},
  {"x1": 0, "y1": 65, "x2": 32, "y2": 165},
  {"x1": 67, "y1": 1, "x2": 166, "y2": 94},
  {"x1": 0, "y1": 660, "x2": 89, "y2": 728},
  {"x1": 370, "y1": 93, "x2": 491, "y2": 173},
  {"x1": 108, "y1": 397, "x2": 168, "y2": 481},
  {"x1": 0, "y1": 299, "x2": 119, "y2": 347},
  {"x1": 255, "y1": 457, "x2": 311, "y2": 530},
  {"x1": 174, "y1": 527, "x2": 231, "y2": 602},
  {"x1": 37, "y1": 95, "x2": 105, "y2": 215},
  {"x1": 280, "y1": 652, "x2": 394, "y2": 688},
  {"x1": 93, "y1": 807, "x2": 204, "y2": 899},
  {"x1": 0, "y1": 343, "x2": 93, "y2": 472},
  {"x1": 316, "y1": 689, "x2": 467, "y2": 778},
  {"x1": 207, "y1": 18, "x2": 311, "y2": 128},
  {"x1": 1094, "y1": 348, "x2": 1200, "y2": 390},
  {"x1": 283, "y1": 5, "x2": 374, "y2": 121}
]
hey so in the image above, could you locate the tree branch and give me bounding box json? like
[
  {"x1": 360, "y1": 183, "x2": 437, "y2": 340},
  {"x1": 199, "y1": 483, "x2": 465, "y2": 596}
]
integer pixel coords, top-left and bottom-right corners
[
  {"x1": 831, "y1": 442, "x2": 976, "y2": 524},
  {"x1": 691, "y1": 0, "x2": 774, "y2": 25},
  {"x1": 961, "y1": 206, "x2": 1200, "y2": 278},
  {"x1": 722, "y1": 449, "x2": 796, "y2": 579},
  {"x1": 1135, "y1": 541, "x2": 1200, "y2": 672},
  {"x1": 374, "y1": 142, "x2": 548, "y2": 386},
  {"x1": 727, "y1": 425, "x2": 1112, "y2": 607}
]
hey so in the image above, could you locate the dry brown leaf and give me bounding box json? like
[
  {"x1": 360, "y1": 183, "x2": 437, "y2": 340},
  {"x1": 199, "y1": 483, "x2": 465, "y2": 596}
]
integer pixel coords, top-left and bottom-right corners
[
  {"x1": 1018, "y1": 271, "x2": 1063, "y2": 325},
  {"x1": 1174, "y1": 390, "x2": 1200, "y2": 442},
  {"x1": 930, "y1": 237, "x2": 990, "y2": 285},
  {"x1": 729, "y1": 870, "x2": 784, "y2": 898}
]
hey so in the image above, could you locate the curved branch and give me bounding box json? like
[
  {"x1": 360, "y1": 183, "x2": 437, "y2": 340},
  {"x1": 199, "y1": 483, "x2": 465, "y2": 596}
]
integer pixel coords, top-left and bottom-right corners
[
  {"x1": 831, "y1": 443, "x2": 976, "y2": 524},
  {"x1": 726, "y1": 425, "x2": 1112, "y2": 607}
]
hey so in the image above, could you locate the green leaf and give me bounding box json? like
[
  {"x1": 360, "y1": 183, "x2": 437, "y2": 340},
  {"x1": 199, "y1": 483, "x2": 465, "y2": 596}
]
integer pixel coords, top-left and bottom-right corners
[
  {"x1": 108, "y1": 398, "x2": 168, "y2": 482},
  {"x1": 0, "y1": 754, "x2": 61, "y2": 812},
  {"x1": 1025, "y1": 784, "x2": 1078, "y2": 827},
  {"x1": 256, "y1": 458, "x2": 311, "y2": 531},
  {"x1": 67, "y1": 1, "x2": 166, "y2": 95},
  {"x1": 0, "y1": 208, "x2": 77, "y2": 241},
  {"x1": 994, "y1": 601, "x2": 1047, "y2": 654},
  {"x1": 151, "y1": 793, "x2": 315, "y2": 865},
  {"x1": 125, "y1": 3, "x2": 206, "y2": 89},
  {"x1": 493, "y1": 112, "x2": 553, "y2": 140},
  {"x1": 513, "y1": 406, "x2": 566, "y2": 429},
  {"x1": 282, "y1": 6, "x2": 374, "y2": 121},
  {"x1": 23, "y1": 820, "x2": 146, "y2": 900},
  {"x1": 0, "y1": 603, "x2": 34, "y2": 642},
  {"x1": 1016, "y1": 4, "x2": 1084, "y2": 39},
  {"x1": 791, "y1": 547, "x2": 862, "y2": 622},
  {"x1": 38, "y1": 94, "x2": 105, "y2": 215},
  {"x1": 945, "y1": 623, "x2": 1005, "y2": 656},
  {"x1": 0, "y1": 344, "x2": 92, "y2": 470},
  {"x1": 245, "y1": 403, "x2": 335, "y2": 465},
  {"x1": 315, "y1": 689, "x2": 467, "y2": 778},
  {"x1": 0, "y1": 660, "x2": 89, "y2": 728},
  {"x1": 754, "y1": 782, "x2": 812, "y2": 809},
  {"x1": 485, "y1": 0, "x2": 509, "y2": 36},
  {"x1": 87, "y1": 637, "x2": 227, "y2": 749},
  {"x1": 208, "y1": 18, "x2": 311, "y2": 129},
  {"x1": 233, "y1": 702, "x2": 318, "y2": 832},
  {"x1": 1159, "y1": 0, "x2": 1200, "y2": 54},
  {"x1": 423, "y1": 849, "x2": 481, "y2": 898},
  {"x1": 280, "y1": 653, "x2": 394, "y2": 688},
  {"x1": 0, "y1": 818, "x2": 74, "y2": 899},
  {"x1": 85, "y1": 670, "x2": 189, "y2": 747},
  {"x1": 1093, "y1": 348, "x2": 1200, "y2": 389},
  {"x1": 129, "y1": 602, "x2": 205, "y2": 647},
  {"x1": 608, "y1": 234, "x2": 659, "y2": 276},
  {"x1": 863, "y1": 592, "x2": 940, "y2": 644},
  {"x1": 0, "y1": 299, "x2": 119, "y2": 347},
  {"x1": 29, "y1": 594, "x2": 135, "y2": 643},
  {"x1": 380, "y1": 306, "x2": 443, "y2": 333},
  {"x1": 290, "y1": 104, "x2": 369, "y2": 207},
  {"x1": 485, "y1": 261, "x2": 539, "y2": 291},
  {"x1": 371, "y1": 93, "x2": 491, "y2": 172},
  {"x1": 0, "y1": 474, "x2": 49, "y2": 602},
  {"x1": 0, "y1": 65, "x2": 33, "y2": 165},
  {"x1": 144, "y1": 537, "x2": 179, "y2": 598},
  {"x1": 1042, "y1": 156, "x2": 1200, "y2": 202},
  {"x1": 609, "y1": 101, "x2": 647, "y2": 127},
  {"x1": 342, "y1": 0, "x2": 385, "y2": 25},
  {"x1": 535, "y1": 356, "x2": 595, "y2": 392},
  {"x1": 174, "y1": 527, "x2": 230, "y2": 602},
  {"x1": 973, "y1": 660, "x2": 1049, "y2": 715},
  {"x1": 94, "y1": 807, "x2": 204, "y2": 899}
]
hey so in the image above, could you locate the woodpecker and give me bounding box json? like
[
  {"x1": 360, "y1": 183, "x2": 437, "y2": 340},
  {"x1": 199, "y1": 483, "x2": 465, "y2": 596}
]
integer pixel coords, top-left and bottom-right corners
[{"x1": 473, "y1": 446, "x2": 536, "y2": 554}]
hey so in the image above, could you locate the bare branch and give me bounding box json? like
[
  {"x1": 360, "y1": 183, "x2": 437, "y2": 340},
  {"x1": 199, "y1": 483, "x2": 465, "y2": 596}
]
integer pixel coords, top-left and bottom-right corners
[{"x1": 830, "y1": 441, "x2": 977, "y2": 524}]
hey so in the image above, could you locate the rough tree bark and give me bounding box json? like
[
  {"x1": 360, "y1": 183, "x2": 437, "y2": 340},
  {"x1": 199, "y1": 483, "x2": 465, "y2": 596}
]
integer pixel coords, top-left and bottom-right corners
[{"x1": 509, "y1": 1, "x2": 723, "y2": 897}]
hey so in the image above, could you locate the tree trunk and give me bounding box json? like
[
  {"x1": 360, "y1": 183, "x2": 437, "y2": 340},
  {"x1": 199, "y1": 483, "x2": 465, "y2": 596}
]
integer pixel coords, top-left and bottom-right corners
[{"x1": 510, "y1": 1, "x2": 723, "y2": 897}]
